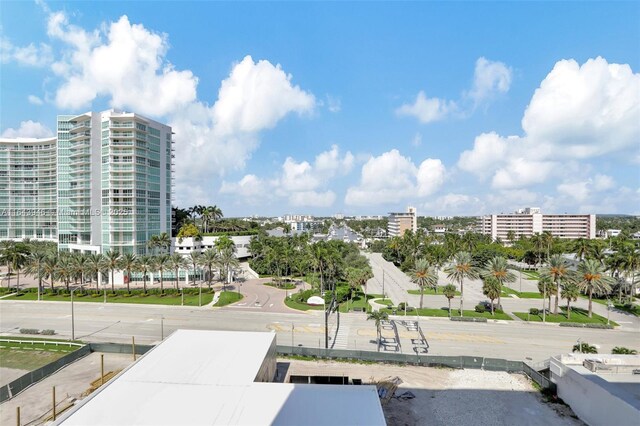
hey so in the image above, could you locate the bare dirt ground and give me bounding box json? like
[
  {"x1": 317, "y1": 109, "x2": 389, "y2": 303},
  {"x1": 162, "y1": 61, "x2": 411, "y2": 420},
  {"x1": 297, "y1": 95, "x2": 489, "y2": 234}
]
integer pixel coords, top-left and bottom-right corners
[
  {"x1": 0, "y1": 367, "x2": 28, "y2": 385},
  {"x1": 0, "y1": 352, "x2": 133, "y2": 426},
  {"x1": 282, "y1": 359, "x2": 584, "y2": 426}
]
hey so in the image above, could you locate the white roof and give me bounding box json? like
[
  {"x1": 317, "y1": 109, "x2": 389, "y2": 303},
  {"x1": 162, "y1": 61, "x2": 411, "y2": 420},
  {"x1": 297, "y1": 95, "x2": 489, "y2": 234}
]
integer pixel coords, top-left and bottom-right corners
[{"x1": 57, "y1": 330, "x2": 385, "y2": 426}]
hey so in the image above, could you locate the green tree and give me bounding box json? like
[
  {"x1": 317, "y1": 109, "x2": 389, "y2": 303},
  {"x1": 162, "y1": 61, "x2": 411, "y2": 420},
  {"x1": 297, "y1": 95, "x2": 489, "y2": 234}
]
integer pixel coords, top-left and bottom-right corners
[
  {"x1": 481, "y1": 256, "x2": 516, "y2": 308},
  {"x1": 169, "y1": 253, "x2": 188, "y2": 290},
  {"x1": 561, "y1": 283, "x2": 580, "y2": 319},
  {"x1": 442, "y1": 283, "x2": 457, "y2": 317},
  {"x1": 136, "y1": 255, "x2": 154, "y2": 294},
  {"x1": 573, "y1": 342, "x2": 597, "y2": 354},
  {"x1": 153, "y1": 254, "x2": 171, "y2": 294},
  {"x1": 188, "y1": 251, "x2": 201, "y2": 285},
  {"x1": 200, "y1": 249, "x2": 219, "y2": 289},
  {"x1": 577, "y1": 259, "x2": 615, "y2": 318},
  {"x1": 482, "y1": 277, "x2": 501, "y2": 315},
  {"x1": 103, "y1": 250, "x2": 121, "y2": 292},
  {"x1": 148, "y1": 232, "x2": 171, "y2": 254},
  {"x1": 86, "y1": 253, "x2": 105, "y2": 293},
  {"x1": 177, "y1": 223, "x2": 202, "y2": 243},
  {"x1": 217, "y1": 248, "x2": 239, "y2": 291},
  {"x1": 612, "y1": 347, "x2": 638, "y2": 355},
  {"x1": 43, "y1": 254, "x2": 58, "y2": 291},
  {"x1": 445, "y1": 252, "x2": 479, "y2": 317},
  {"x1": 25, "y1": 251, "x2": 47, "y2": 298},
  {"x1": 541, "y1": 254, "x2": 573, "y2": 315},
  {"x1": 367, "y1": 310, "x2": 389, "y2": 352},
  {"x1": 0, "y1": 241, "x2": 30, "y2": 289},
  {"x1": 118, "y1": 253, "x2": 138, "y2": 293},
  {"x1": 410, "y1": 258, "x2": 438, "y2": 310}
]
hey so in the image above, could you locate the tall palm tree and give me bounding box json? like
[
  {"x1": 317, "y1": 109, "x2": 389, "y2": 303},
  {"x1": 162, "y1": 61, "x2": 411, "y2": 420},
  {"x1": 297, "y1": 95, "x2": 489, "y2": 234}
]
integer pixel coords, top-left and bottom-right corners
[
  {"x1": 481, "y1": 256, "x2": 516, "y2": 308},
  {"x1": 561, "y1": 283, "x2": 580, "y2": 319},
  {"x1": 0, "y1": 241, "x2": 29, "y2": 289},
  {"x1": 541, "y1": 254, "x2": 572, "y2": 315},
  {"x1": 104, "y1": 250, "x2": 121, "y2": 292},
  {"x1": 86, "y1": 253, "x2": 105, "y2": 293},
  {"x1": 310, "y1": 243, "x2": 328, "y2": 293},
  {"x1": 43, "y1": 254, "x2": 58, "y2": 291},
  {"x1": 147, "y1": 233, "x2": 172, "y2": 254},
  {"x1": 169, "y1": 253, "x2": 188, "y2": 290},
  {"x1": 409, "y1": 258, "x2": 438, "y2": 310},
  {"x1": 188, "y1": 251, "x2": 201, "y2": 285},
  {"x1": 367, "y1": 310, "x2": 389, "y2": 352},
  {"x1": 576, "y1": 259, "x2": 615, "y2": 318},
  {"x1": 118, "y1": 253, "x2": 138, "y2": 293},
  {"x1": 217, "y1": 248, "x2": 239, "y2": 291},
  {"x1": 442, "y1": 283, "x2": 457, "y2": 317},
  {"x1": 71, "y1": 253, "x2": 90, "y2": 289},
  {"x1": 573, "y1": 238, "x2": 591, "y2": 261},
  {"x1": 136, "y1": 255, "x2": 154, "y2": 294},
  {"x1": 25, "y1": 251, "x2": 47, "y2": 298},
  {"x1": 620, "y1": 249, "x2": 640, "y2": 303},
  {"x1": 154, "y1": 254, "x2": 171, "y2": 294},
  {"x1": 445, "y1": 251, "x2": 479, "y2": 316},
  {"x1": 55, "y1": 255, "x2": 73, "y2": 291},
  {"x1": 200, "y1": 249, "x2": 219, "y2": 289}
]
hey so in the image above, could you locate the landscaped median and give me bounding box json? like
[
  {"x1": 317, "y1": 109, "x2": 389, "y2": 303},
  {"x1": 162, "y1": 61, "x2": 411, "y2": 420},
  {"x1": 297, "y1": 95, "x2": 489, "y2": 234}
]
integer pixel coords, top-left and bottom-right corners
[
  {"x1": 407, "y1": 287, "x2": 460, "y2": 296},
  {"x1": 379, "y1": 306, "x2": 513, "y2": 320},
  {"x1": 501, "y1": 286, "x2": 543, "y2": 299},
  {"x1": 264, "y1": 281, "x2": 297, "y2": 290},
  {"x1": 213, "y1": 291, "x2": 243, "y2": 307},
  {"x1": 3, "y1": 288, "x2": 215, "y2": 306},
  {"x1": 513, "y1": 307, "x2": 617, "y2": 326}
]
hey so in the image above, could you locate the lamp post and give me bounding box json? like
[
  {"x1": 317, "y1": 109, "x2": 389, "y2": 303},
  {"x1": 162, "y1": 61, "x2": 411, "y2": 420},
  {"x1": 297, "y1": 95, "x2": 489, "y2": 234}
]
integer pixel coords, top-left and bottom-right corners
[
  {"x1": 607, "y1": 300, "x2": 613, "y2": 325},
  {"x1": 160, "y1": 315, "x2": 164, "y2": 340},
  {"x1": 70, "y1": 286, "x2": 82, "y2": 341}
]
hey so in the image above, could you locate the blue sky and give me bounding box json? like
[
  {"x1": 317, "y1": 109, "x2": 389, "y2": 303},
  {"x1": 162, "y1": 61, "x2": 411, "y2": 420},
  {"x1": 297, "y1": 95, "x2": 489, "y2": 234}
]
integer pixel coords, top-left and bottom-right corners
[{"x1": 1, "y1": 1, "x2": 639, "y2": 217}]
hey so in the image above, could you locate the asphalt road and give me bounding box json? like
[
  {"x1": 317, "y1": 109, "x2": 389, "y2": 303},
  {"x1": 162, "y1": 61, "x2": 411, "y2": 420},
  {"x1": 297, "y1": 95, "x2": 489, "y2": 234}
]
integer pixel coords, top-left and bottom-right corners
[{"x1": 1, "y1": 300, "x2": 637, "y2": 362}]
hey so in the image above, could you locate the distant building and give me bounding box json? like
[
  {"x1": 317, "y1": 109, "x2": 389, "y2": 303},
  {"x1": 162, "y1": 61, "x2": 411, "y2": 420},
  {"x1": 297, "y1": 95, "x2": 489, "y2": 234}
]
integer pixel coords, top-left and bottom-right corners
[
  {"x1": 431, "y1": 224, "x2": 447, "y2": 235},
  {"x1": 388, "y1": 206, "x2": 417, "y2": 237},
  {"x1": 478, "y1": 208, "x2": 596, "y2": 241},
  {"x1": 333, "y1": 213, "x2": 345, "y2": 220},
  {"x1": 0, "y1": 137, "x2": 58, "y2": 241}
]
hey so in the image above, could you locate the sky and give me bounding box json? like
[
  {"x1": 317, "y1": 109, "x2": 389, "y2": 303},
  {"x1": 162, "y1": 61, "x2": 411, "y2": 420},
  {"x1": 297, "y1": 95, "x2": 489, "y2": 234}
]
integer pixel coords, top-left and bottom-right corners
[{"x1": 1, "y1": 1, "x2": 639, "y2": 217}]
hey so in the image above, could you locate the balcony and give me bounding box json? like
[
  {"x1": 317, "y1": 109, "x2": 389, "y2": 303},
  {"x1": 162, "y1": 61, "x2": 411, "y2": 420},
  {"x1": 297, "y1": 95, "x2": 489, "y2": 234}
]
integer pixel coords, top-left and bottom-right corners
[
  {"x1": 69, "y1": 131, "x2": 92, "y2": 142},
  {"x1": 69, "y1": 122, "x2": 91, "y2": 134}
]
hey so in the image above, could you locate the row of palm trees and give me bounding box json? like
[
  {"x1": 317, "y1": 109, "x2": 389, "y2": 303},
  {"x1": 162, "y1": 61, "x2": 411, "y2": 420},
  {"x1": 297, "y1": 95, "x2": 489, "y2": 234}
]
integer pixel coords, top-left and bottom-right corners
[
  {"x1": 1, "y1": 240, "x2": 239, "y2": 295},
  {"x1": 409, "y1": 251, "x2": 620, "y2": 318}
]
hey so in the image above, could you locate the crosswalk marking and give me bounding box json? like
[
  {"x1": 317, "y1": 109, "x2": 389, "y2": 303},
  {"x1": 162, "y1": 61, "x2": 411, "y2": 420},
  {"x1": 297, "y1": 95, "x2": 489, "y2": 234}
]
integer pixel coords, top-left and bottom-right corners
[{"x1": 331, "y1": 315, "x2": 353, "y2": 349}]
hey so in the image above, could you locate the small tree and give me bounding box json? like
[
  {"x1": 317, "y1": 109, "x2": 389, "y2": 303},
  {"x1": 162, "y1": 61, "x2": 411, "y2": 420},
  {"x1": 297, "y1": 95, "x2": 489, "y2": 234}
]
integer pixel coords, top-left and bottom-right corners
[
  {"x1": 442, "y1": 284, "x2": 457, "y2": 317},
  {"x1": 367, "y1": 310, "x2": 389, "y2": 352},
  {"x1": 573, "y1": 342, "x2": 598, "y2": 354},
  {"x1": 612, "y1": 347, "x2": 638, "y2": 355},
  {"x1": 482, "y1": 277, "x2": 501, "y2": 315},
  {"x1": 410, "y1": 258, "x2": 438, "y2": 310},
  {"x1": 561, "y1": 283, "x2": 580, "y2": 319}
]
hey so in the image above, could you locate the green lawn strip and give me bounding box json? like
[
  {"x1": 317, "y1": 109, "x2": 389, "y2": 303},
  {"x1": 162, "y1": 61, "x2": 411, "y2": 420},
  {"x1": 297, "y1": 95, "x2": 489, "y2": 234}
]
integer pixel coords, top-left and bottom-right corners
[
  {"x1": 4, "y1": 291, "x2": 214, "y2": 306},
  {"x1": 0, "y1": 348, "x2": 70, "y2": 370},
  {"x1": 284, "y1": 297, "x2": 324, "y2": 311},
  {"x1": 513, "y1": 308, "x2": 617, "y2": 325},
  {"x1": 521, "y1": 271, "x2": 540, "y2": 280},
  {"x1": 338, "y1": 293, "x2": 390, "y2": 313},
  {"x1": 380, "y1": 307, "x2": 512, "y2": 320},
  {"x1": 407, "y1": 287, "x2": 460, "y2": 296},
  {"x1": 0, "y1": 335, "x2": 83, "y2": 344},
  {"x1": 0, "y1": 341, "x2": 78, "y2": 353},
  {"x1": 501, "y1": 286, "x2": 543, "y2": 299},
  {"x1": 264, "y1": 282, "x2": 296, "y2": 290},
  {"x1": 213, "y1": 291, "x2": 244, "y2": 307},
  {"x1": 588, "y1": 298, "x2": 640, "y2": 316}
]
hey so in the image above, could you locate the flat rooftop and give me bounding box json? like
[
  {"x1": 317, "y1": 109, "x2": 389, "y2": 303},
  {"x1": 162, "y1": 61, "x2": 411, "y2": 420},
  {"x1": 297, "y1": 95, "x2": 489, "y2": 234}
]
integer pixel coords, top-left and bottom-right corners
[{"x1": 56, "y1": 330, "x2": 385, "y2": 426}]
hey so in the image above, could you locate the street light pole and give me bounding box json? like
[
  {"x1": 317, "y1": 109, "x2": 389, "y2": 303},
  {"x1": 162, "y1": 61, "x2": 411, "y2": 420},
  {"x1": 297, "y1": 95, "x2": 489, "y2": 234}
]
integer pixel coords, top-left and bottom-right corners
[
  {"x1": 70, "y1": 286, "x2": 82, "y2": 341},
  {"x1": 160, "y1": 315, "x2": 164, "y2": 340}
]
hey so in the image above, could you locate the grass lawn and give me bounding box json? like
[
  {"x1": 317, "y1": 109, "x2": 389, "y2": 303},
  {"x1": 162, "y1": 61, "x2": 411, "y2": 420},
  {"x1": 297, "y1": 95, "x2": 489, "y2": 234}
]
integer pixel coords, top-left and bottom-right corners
[
  {"x1": 264, "y1": 282, "x2": 296, "y2": 290},
  {"x1": 513, "y1": 307, "x2": 617, "y2": 325},
  {"x1": 214, "y1": 291, "x2": 243, "y2": 307},
  {"x1": 337, "y1": 292, "x2": 390, "y2": 313},
  {"x1": 284, "y1": 297, "x2": 324, "y2": 311},
  {"x1": 407, "y1": 286, "x2": 460, "y2": 296},
  {"x1": 380, "y1": 306, "x2": 512, "y2": 320},
  {"x1": 521, "y1": 271, "x2": 540, "y2": 280},
  {"x1": 4, "y1": 291, "x2": 214, "y2": 306},
  {"x1": 501, "y1": 286, "x2": 543, "y2": 299},
  {"x1": 0, "y1": 348, "x2": 70, "y2": 371}
]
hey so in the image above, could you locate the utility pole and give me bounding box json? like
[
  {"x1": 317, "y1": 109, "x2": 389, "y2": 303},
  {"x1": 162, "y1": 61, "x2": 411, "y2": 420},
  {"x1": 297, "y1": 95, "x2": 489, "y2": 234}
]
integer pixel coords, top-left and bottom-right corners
[{"x1": 382, "y1": 270, "x2": 385, "y2": 298}]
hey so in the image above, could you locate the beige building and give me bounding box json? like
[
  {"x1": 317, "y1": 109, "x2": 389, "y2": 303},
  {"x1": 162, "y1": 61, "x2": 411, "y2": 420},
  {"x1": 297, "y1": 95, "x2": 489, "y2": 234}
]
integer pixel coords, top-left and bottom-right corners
[
  {"x1": 388, "y1": 206, "x2": 417, "y2": 237},
  {"x1": 478, "y1": 208, "x2": 596, "y2": 241}
]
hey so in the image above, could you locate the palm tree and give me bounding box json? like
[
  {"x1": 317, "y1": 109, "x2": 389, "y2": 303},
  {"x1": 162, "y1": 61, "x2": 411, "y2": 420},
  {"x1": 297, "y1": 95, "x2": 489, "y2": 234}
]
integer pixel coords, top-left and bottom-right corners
[
  {"x1": 620, "y1": 249, "x2": 640, "y2": 303},
  {"x1": 136, "y1": 255, "x2": 154, "y2": 294},
  {"x1": 573, "y1": 238, "x2": 591, "y2": 261},
  {"x1": 217, "y1": 248, "x2": 239, "y2": 291},
  {"x1": 442, "y1": 284, "x2": 457, "y2": 317},
  {"x1": 86, "y1": 253, "x2": 105, "y2": 293},
  {"x1": 367, "y1": 310, "x2": 389, "y2": 352},
  {"x1": 573, "y1": 342, "x2": 597, "y2": 354},
  {"x1": 55, "y1": 256, "x2": 73, "y2": 291},
  {"x1": 43, "y1": 254, "x2": 58, "y2": 291},
  {"x1": 561, "y1": 283, "x2": 580, "y2": 319},
  {"x1": 445, "y1": 252, "x2": 479, "y2": 316},
  {"x1": 481, "y1": 256, "x2": 516, "y2": 308},
  {"x1": 154, "y1": 254, "x2": 171, "y2": 294},
  {"x1": 310, "y1": 243, "x2": 328, "y2": 293},
  {"x1": 25, "y1": 251, "x2": 47, "y2": 298},
  {"x1": 147, "y1": 232, "x2": 171, "y2": 254},
  {"x1": 612, "y1": 347, "x2": 638, "y2": 355},
  {"x1": 200, "y1": 249, "x2": 219, "y2": 289},
  {"x1": 188, "y1": 251, "x2": 201, "y2": 285},
  {"x1": 577, "y1": 259, "x2": 615, "y2": 318},
  {"x1": 541, "y1": 254, "x2": 572, "y2": 315},
  {"x1": 482, "y1": 277, "x2": 501, "y2": 315},
  {"x1": 0, "y1": 241, "x2": 29, "y2": 289},
  {"x1": 104, "y1": 250, "x2": 121, "y2": 292},
  {"x1": 71, "y1": 253, "x2": 90, "y2": 289},
  {"x1": 409, "y1": 258, "x2": 438, "y2": 310},
  {"x1": 118, "y1": 253, "x2": 138, "y2": 293},
  {"x1": 169, "y1": 253, "x2": 188, "y2": 290}
]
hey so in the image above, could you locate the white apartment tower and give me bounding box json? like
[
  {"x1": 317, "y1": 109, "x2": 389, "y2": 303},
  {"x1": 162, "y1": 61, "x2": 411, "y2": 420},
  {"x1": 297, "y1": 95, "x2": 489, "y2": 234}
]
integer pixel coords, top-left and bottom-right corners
[
  {"x1": 0, "y1": 137, "x2": 58, "y2": 241},
  {"x1": 57, "y1": 110, "x2": 173, "y2": 255},
  {"x1": 478, "y1": 208, "x2": 596, "y2": 241},
  {"x1": 388, "y1": 206, "x2": 417, "y2": 237}
]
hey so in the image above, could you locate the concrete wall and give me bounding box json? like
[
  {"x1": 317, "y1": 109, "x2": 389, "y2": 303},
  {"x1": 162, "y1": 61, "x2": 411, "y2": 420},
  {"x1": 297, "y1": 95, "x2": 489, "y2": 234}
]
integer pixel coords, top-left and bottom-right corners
[
  {"x1": 173, "y1": 235, "x2": 253, "y2": 259},
  {"x1": 550, "y1": 356, "x2": 639, "y2": 426}
]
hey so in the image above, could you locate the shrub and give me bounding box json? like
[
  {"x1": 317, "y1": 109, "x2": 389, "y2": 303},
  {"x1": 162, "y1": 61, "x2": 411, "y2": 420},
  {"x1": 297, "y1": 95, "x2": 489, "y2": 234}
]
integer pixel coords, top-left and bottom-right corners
[
  {"x1": 41, "y1": 329, "x2": 56, "y2": 335},
  {"x1": 398, "y1": 302, "x2": 406, "y2": 311},
  {"x1": 612, "y1": 347, "x2": 638, "y2": 355},
  {"x1": 451, "y1": 317, "x2": 487, "y2": 322},
  {"x1": 529, "y1": 308, "x2": 539, "y2": 315},
  {"x1": 20, "y1": 328, "x2": 40, "y2": 335},
  {"x1": 475, "y1": 304, "x2": 486, "y2": 313}
]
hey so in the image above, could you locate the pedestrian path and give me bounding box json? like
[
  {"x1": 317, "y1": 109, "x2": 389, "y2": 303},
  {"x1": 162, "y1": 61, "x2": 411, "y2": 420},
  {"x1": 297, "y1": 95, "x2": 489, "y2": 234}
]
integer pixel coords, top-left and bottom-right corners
[{"x1": 331, "y1": 314, "x2": 352, "y2": 349}]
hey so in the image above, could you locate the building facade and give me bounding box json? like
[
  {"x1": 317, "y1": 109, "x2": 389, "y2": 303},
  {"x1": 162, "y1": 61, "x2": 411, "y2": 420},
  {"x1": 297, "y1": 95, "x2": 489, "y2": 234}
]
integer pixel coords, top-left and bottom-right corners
[
  {"x1": 0, "y1": 137, "x2": 58, "y2": 241},
  {"x1": 57, "y1": 110, "x2": 173, "y2": 254},
  {"x1": 388, "y1": 206, "x2": 417, "y2": 237},
  {"x1": 478, "y1": 208, "x2": 596, "y2": 241}
]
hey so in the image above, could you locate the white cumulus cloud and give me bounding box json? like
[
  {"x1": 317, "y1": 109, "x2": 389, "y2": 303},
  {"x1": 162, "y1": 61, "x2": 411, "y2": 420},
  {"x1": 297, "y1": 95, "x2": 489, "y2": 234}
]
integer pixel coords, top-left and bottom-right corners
[
  {"x1": 468, "y1": 57, "x2": 512, "y2": 104},
  {"x1": 0, "y1": 37, "x2": 52, "y2": 67},
  {"x1": 396, "y1": 91, "x2": 457, "y2": 124},
  {"x1": 1, "y1": 121, "x2": 54, "y2": 138},
  {"x1": 27, "y1": 95, "x2": 44, "y2": 105}
]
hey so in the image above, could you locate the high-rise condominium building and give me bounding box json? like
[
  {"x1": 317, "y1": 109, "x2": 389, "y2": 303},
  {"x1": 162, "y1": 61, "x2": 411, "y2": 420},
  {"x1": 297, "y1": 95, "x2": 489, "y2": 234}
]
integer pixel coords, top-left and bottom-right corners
[
  {"x1": 57, "y1": 110, "x2": 173, "y2": 255},
  {"x1": 0, "y1": 137, "x2": 58, "y2": 241},
  {"x1": 478, "y1": 208, "x2": 596, "y2": 241},
  {"x1": 388, "y1": 206, "x2": 417, "y2": 237}
]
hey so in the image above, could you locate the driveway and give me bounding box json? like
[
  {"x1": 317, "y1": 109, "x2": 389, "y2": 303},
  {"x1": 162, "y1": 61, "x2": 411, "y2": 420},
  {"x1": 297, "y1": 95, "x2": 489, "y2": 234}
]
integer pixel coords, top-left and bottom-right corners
[{"x1": 220, "y1": 278, "x2": 301, "y2": 314}]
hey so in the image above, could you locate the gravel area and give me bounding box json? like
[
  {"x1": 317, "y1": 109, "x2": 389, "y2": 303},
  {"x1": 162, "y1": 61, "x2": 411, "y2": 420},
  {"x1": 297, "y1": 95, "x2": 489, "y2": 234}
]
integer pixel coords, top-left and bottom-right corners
[
  {"x1": 282, "y1": 359, "x2": 583, "y2": 426},
  {"x1": 0, "y1": 367, "x2": 28, "y2": 385}
]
